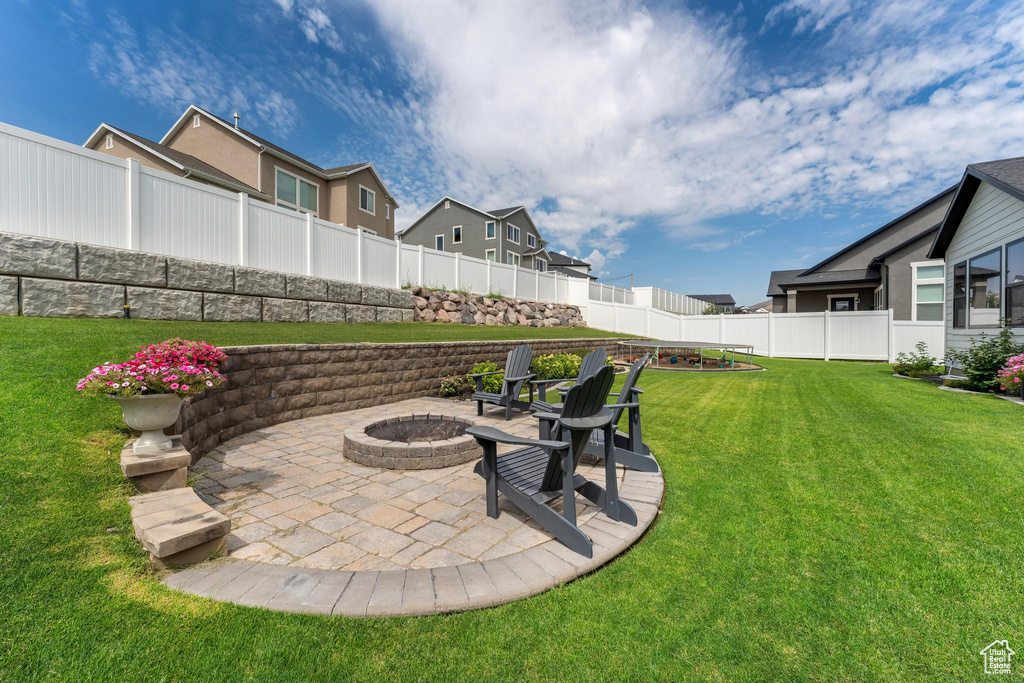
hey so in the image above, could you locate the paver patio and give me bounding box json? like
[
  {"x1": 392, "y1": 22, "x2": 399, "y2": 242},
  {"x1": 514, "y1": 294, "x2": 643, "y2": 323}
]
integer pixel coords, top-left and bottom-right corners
[{"x1": 169, "y1": 396, "x2": 663, "y2": 614}]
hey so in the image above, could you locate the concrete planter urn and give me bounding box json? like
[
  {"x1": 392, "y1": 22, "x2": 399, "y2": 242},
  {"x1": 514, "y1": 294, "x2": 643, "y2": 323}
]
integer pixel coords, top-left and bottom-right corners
[{"x1": 111, "y1": 393, "x2": 183, "y2": 454}]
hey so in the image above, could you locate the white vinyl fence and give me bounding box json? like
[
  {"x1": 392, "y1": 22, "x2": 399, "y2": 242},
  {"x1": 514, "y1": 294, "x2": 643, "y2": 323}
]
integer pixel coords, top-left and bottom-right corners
[
  {"x1": 581, "y1": 301, "x2": 945, "y2": 363},
  {"x1": 0, "y1": 121, "x2": 572, "y2": 302},
  {"x1": 589, "y1": 281, "x2": 635, "y2": 305},
  {"x1": 632, "y1": 286, "x2": 706, "y2": 315}
]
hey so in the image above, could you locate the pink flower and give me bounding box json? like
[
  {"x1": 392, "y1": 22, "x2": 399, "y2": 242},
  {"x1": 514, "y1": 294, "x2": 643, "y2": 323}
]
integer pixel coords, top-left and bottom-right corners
[
  {"x1": 170, "y1": 383, "x2": 179, "y2": 390},
  {"x1": 206, "y1": 380, "x2": 213, "y2": 387},
  {"x1": 181, "y1": 385, "x2": 189, "y2": 391}
]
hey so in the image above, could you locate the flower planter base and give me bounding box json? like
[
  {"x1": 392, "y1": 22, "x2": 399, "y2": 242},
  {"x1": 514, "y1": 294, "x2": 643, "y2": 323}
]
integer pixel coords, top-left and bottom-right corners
[
  {"x1": 111, "y1": 394, "x2": 184, "y2": 455},
  {"x1": 121, "y1": 436, "x2": 191, "y2": 492}
]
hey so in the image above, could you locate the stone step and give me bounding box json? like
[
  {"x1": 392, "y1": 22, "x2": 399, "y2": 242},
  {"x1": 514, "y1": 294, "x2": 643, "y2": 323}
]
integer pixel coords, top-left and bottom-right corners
[
  {"x1": 121, "y1": 437, "x2": 191, "y2": 478},
  {"x1": 130, "y1": 487, "x2": 230, "y2": 561}
]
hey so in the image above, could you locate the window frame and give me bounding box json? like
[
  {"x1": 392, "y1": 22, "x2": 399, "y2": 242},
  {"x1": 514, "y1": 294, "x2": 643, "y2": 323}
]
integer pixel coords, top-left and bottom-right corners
[
  {"x1": 1005, "y1": 237, "x2": 1024, "y2": 328},
  {"x1": 873, "y1": 285, "x2": 883, "y2": 311},
  {"x1": 485, "y1": 221, "x2": 496, "y2": 240},
  {"x1": 359, "y1": 185, "x2": 376, "y2": 215},
  {"x1": 192, "y1": 114, "x2": 200, "y2": 128},
  {"x1": 358, "y1": 226, "x2": 376, "y2": 236},
  {"x1": 105, "y1": 134, "x2": 113, "y2": 150},
  {"x1": 952, "y1": 260, "x2": 967, "y2": 328},
  {"x1": 826, "y1": 293, "x2": 858, "y2": 312},
  {"x1": 507, "y1": 223, "x2": 520, "y2": 245},
  {"x1": 485, "y1": 249, "x2": 496, "y2": 261},
  {"x1": 435, "y1": 234, "x2": 444, "y2": 251},
  {"x1": 274, "y1": 166, "x2": 320, "y2": 216},
  {"x1": 911, "y1": 260, "x2": 945, "y2": 322},
  {"x1": 967, "y1": 247, "x2": 1002, "y2": 329},
  {"x1": 506, "y1": 252, "x2": 520, "y2": 267},
  {"x1": 536, "y1": 258, "x2": 547, "y2": 272},
  {"x1": 527, "y1": 233, "x2": 536, "y2": 248},
  {"x1": 452, "y1": 225, "x2": 462, "y2": 244}
]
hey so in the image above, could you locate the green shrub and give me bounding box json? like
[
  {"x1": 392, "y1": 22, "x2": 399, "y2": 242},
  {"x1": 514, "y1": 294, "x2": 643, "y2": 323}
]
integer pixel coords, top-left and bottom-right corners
[
  {"x1": 942, "y1": 378, "x2": 972, "y2": 389},
  {"x1": 468, "y1": 361, "x2": 503, "y2": 393},
  {"x1": 533, "y1": 353, "x2": 582, "y2": 381},
  {"x1": 439, "y1": 375, "x2": 470, "y2": 398},
  {"x1": 893, "y1": 341, "x2": 939, "y2": 376},
  {"x1": 946, "y1": 323, "x2": 1024, "y2": 391}
]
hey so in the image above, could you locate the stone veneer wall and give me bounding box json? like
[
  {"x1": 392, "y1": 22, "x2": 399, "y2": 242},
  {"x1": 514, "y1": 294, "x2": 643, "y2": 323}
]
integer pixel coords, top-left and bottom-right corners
[
  {"x1": 0, "y1": 232, "x2": 414, "y2": 323},
  {"x1": 410, "y1": 286, "x2": 584, "y2": 327},
  {"x1": 175, "y1": 338, "x2": 625, "y2": 464}
]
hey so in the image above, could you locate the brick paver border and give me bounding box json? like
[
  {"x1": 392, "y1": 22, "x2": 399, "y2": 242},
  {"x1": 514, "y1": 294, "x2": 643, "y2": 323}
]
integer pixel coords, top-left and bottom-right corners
[{"x1": 163, "y1": 466, "x2": 663, "y2": 616}]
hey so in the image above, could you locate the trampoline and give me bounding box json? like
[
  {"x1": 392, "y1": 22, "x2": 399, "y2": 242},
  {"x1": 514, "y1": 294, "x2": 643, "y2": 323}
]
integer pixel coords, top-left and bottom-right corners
[{"x1": 617, "y1": 340, "x2": 763, "y2": 372}]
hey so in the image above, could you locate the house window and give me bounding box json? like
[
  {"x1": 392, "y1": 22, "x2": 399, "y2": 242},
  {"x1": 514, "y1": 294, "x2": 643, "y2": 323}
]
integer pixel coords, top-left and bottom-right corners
[
  {"x1": 452, "y1": 226, "x2": 462, "y2": 244},
  {"x1": 829, "y1": 296, "x2": 856, "y2": 312},
  {"x1": 435, "y1": 234, "x2": 444, "y2": 251},
  {"x1": 358, "y1": 226, "x2": 376, "y2": 235},
  {"x1": 527, "y1": 234, "x2": 536, "y2": 248},
  {"x1": 105, "y1": 134, "x2": 113, "y2": 150},
  {"x1": 506, "y1": 253, "x2": 520, "y2": 267},
  {"x1": 968, "y1": 249, "x2": 1001, "y2": 328},
  {"x1": 953, "y1": 261, "x2": 967, "y2": 328},
  {"x1": 192, "y1": 114, "x2": 200, "y2": 128},
  {"x1": 873, "y1": 285, "x2": 883, "y2": 311},
  {"x1": 485, "y1": 221, "x2": 495, "y2": 239},
  {"x1": 385, "y1": 204, "x2": 390, "y2": 219},
  {"x1": 912, "y1": 262, "x2": 945, "y2": 321},
  {"x1": 444, "y1": 200, "x2": 450, "y2": 209},
  {"x1": 485, "y1": 249, "x2": 496, "y2": 261},
  {"x1": 536, "y1": 258, "x2": 547, "y2": 272},
  {"x1": 1007, "y1": 238, "x2": 1024, "y2": 326},
  {"x1": 507, "y1": 223, "x2": 520, "y2": 244},
  {"x1": 275, "y1": 168, "x2": 318, "y2": 215},
  {"x1": 359, "y1": 186, "x2": 376, "y2": 215}
]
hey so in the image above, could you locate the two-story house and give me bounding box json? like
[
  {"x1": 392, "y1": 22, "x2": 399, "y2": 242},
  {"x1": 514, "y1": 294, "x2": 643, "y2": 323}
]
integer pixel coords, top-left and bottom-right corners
[
  {"x1": 766, "y1": 185, "x2": 955, "y2": 320},
  {"x1": 397, "y1": 197, "x2": 551, "y2": 270},
  {"x1": 85, "y1": 104, "x2": 400, "y2": 238}
]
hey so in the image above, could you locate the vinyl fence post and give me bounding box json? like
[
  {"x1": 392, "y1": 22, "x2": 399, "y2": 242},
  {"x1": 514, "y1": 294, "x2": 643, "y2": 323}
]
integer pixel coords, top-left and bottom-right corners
[
  {"x1": 888, "y1": 308, "x2": 896, "y2": 363},
  {"x1": 237, "y1": 192, "x2": 249, "y2": 266},
  {"x1": 418, "y1": 244, "x2": 424, "y2": 287},
  {"x1": 823, "y1": 310, "x2": 831, "y2": 361},
  {"x1": 356, "y1": 228, "x2": 363, "y2": 284},
  {"x1": 513, "y1": 265, "x2": 518, "y2": 299},
  {"x1": 394, "y1": 238, "x2": 402, "y2": 289},
  {"x1": 535, "y1": 267, "x2": 540, "y2": 300},
  {"x1": 719, "y1": 313, "x2": 725, "y2": 343},
  {"x1": 126, "y1": 158, "x2": 140, "y2": 250},
  {"x1": 486, "y1": 258, "x2": 492, "y2": 295},
  {"x1": 455, "y1": 252, "x2": 461, "y2": 291},
  {"x1": 767, "y1": 311, "x2": 774, "y2": 358},
  {"x1": 304, "y1": 213, "x2": 313, "y2": 275}
]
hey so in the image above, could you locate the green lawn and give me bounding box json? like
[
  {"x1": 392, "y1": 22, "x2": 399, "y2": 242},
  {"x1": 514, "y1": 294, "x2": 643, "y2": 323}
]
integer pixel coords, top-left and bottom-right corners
[{"x1": 1, "y1": 317, "x2": 1021, "y2": 680}]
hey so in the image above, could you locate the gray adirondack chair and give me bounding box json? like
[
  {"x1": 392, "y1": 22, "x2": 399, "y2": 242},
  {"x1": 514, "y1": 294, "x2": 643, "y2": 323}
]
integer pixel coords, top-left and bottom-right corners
[
  {"x1": 467, "y1": 365, "x2": 637, "y2": 558},
  {"x1": 529, "y1": 347, "x2": 607, "y2": 413},
  {"x1": 583, "y1": 353, "x2": 658, "y2": 472},
  {"x1": 469, "y1": 344, "x2": 535, "y2": 420}
]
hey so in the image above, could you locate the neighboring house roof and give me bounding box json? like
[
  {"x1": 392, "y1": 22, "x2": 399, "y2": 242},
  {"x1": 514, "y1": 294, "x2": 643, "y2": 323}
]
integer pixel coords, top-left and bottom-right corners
[
  {"x1": 83, "y1": 123, "x2": 268, "y2": 198},
  {"x1": 398, "y1": 197, "x2": 546, "y2": 245},
  {"x1": 737, "y1": 299, "x2": 772, "y2": 313},
  {"x1": 767, "y1": 268, "x2": 880, "y2": 296},
  {"x1": 547, "y1": 252, "x2": 591, "y2": 268},
  {"x1": 487, "y1": 206, "x2": 523, "y2": 218},
  {"x1": 801, "y1": 184, "x2": 957, "y2": 276},
  {"x1": 551, "y1": 267, "x2": 594, "y2": 279},
  {"x1": 688, "y1": 294, "x2": 736, "y2": 306},
  {"x1": 929, "y1": 155, "x2": 1024, "y2": 258},
  {"x1": 159, "y1": 104, "x2": 398, "y2": 206}
]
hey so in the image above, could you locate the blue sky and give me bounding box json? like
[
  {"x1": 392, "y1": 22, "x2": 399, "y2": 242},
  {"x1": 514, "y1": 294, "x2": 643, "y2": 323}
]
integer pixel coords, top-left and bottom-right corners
[{"x1": 3, "y1": 0, "x2": 1024, "y2": 304}]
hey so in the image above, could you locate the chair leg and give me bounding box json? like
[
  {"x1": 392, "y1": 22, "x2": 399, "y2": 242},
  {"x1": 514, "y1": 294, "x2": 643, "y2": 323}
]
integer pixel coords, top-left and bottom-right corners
[
  {"x1": 481, "y1": 442, "x2": 499, "y2": 519},
  {"x1": 505, "y1": 400, "x2": 512, "y2": 421},
  {"x1": 477, "y1": 399, "x2": 483, "y2": 416}
]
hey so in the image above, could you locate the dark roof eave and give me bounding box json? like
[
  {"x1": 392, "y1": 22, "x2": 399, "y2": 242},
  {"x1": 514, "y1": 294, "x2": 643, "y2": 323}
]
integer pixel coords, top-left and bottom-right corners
[{"x1": 929, "y1": 165, "x2": 1024, "y2": 259}]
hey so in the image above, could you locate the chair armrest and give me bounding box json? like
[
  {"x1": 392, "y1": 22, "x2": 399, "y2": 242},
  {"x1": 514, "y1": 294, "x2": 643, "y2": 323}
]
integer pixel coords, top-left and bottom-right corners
[
  {"x1": 529, "y1": 377, "x2": 573, "y2": 386},
  {"x1": 467, "y1": 370, "x2": 504, "y2": 378},
  {"x1": 503, "y1": 373, "x2": 536, "y2": 383},
  {"x1": 607, "y1": 402, "x2": 640, "y2": 410},
  {"x1": 466, "y1": 426, "x2": 568, "y2": 451},
  {"x1": 531, "y1": 411, "x2": 562, "y2": 421}
]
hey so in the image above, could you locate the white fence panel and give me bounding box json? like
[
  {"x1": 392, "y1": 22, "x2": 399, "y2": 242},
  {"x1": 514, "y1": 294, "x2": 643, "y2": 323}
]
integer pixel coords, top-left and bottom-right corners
[
  {"x1": 682, "y1": 315, "x2": 722, "y2": 343},
  {"x1": 312, "y1": 219, "x2": 358, "y2": 281},
  {"x1": 361, "y1": 232, "x2": 397, "y2": 288},
  {"x1": 828, "y1": 311, "x2": 890, "y2": 360},
  {"x1": 614, "y1": 304, "x2": 647, "y2": 336},
  {"x1": 489, "y1": 263, "x2": 515, "y2": 297},
  {"x1": 648, "y1": 308, "x2": 682, "y2": 341},
  {"x1": 247, "y1": 203, "x2": 307, "y2": 275},
  {"x1": 773, "y1": 313, "x2": 826, "y2": 359},
  {"x1": 517, "y1": 269, "x2": 537, "y2": 301},
  {"x1": 894, "y1": 321, "x2": 945, "y2": 359},
  {"x1": 538, "y1": 273, "x2": 558, "y2": 302},
  {"x1": 586, "y1": 301, "x2": 616, "y2": 331},
  {"x1": 0, "y1": 123, "x2": 127, "y2": 247},
  {"x1": 139, "y1": 168, "x2": 239, "y2": 264},
  {"x1": 459, "y1": 256, "x2": 489, "y2": 294},
  {"x1": 399, "y1": 244, "x2": 420, "y2": 287},
  {"x1": 422, "y1": 250, "x2": 456, "y2": 290},
  {"x1": 722, "y1": 315, "x2": 770, "y2": 355}
]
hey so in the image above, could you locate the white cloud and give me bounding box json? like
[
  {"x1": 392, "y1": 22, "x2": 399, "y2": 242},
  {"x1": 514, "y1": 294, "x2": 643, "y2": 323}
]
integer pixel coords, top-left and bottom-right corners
[
  {"x1": 273, "y1": 0, "x2": 344, "y2": 52},
  {"x1": 88, "y1": 12, "x2": 299, "y2": 138}
]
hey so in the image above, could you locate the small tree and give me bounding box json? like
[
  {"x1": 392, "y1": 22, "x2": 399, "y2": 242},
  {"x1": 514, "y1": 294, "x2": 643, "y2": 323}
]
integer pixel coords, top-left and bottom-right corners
[{"x1": 702, "y1": 302, "x2": 724, "y2": 315}]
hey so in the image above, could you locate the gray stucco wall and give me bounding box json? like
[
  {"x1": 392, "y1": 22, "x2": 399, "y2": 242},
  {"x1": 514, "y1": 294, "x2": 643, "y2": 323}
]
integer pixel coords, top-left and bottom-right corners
[
  {"x1": 821, "y1": 193, "x2": 951, "y2": 272},
  {"x1": 944, "y1": 181, "x2": 1024, "y2": 360},
  {"x1": 878, "y1": 234, "x2": 938, "y2": 321}
]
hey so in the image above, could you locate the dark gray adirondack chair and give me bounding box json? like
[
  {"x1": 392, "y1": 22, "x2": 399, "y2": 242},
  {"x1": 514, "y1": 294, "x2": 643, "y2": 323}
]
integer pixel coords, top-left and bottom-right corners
[
  {"x1": 467, "y1": 365, "x2": 637, "y2": 558},
  {"x1": 583, "y1": 353, "x2": 658, "y2": 472},
  {"x1": 469, "y1": 344, "x2": 535, "y2": 420},
  {"x1": 529, "y1": 347, "x2": 607, "y2": 413}
]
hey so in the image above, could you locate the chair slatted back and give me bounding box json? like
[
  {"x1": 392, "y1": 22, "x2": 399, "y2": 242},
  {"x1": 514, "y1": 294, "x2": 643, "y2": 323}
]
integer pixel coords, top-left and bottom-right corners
[
  {"x1": 577, "y1": 348, "x2": 607, "y2": 383},
  {"x1": 504, "y1": 344, "x2": 534, "y2": 399},
  {"x1": 540, "y1": 365, "x2": 615, "y2": 492},
  {"x1": 609, "y1": 353, "x2": 650, "y2": 425}
]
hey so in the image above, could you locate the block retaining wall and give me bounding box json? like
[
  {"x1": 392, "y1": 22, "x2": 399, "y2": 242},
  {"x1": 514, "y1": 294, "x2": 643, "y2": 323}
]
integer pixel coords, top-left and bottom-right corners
[{"x1": 175, "y1": 339, "x2": 625, "y2": 463}]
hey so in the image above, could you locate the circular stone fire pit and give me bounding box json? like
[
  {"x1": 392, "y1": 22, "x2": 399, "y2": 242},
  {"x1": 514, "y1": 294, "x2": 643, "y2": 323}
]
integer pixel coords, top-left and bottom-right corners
[{"x1": 343, "y1": 414, "x2": 481, "y2": 470}]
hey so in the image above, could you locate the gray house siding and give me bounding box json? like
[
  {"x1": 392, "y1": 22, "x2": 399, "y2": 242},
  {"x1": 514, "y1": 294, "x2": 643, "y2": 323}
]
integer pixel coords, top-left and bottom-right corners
[
  {"x1": 879, "y1": 237, "x2": 941, "y2": 321},
  {"x1": 400, "y1": 202, "x2": 500, "y2": 260},
  {"x1": 500, "y1": 208, "x2": 545, "y2": 269},
  {"x1": 944, "y1": 181, "x2": 1024, "y2": 361},
  {"x1": 823, "y1": 195, "x2": 951, "y2": 271}
]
